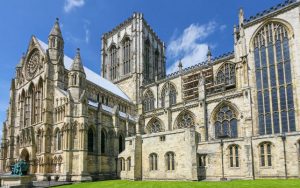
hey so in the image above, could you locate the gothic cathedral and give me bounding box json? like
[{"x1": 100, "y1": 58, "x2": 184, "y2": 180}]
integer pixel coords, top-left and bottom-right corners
[{"x1": 1, "y1": 0, "x2": 300, "y2": 181}]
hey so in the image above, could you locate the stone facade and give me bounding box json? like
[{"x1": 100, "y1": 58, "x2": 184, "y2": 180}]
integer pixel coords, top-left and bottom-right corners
[{"x1": 1, "y1": 0, "x2": 300, "y2": 182}]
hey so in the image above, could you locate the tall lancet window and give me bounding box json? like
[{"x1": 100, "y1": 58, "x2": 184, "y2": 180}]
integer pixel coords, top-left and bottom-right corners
[
  {"x1": 144, "y1": 39, "x2": 150, "y2": 82},
  {"x1": 154, "y1": 50, "x2": 159, "y2": 80},
  {"x1": 19, "y1": 92, "x2": 25, "y2": 128},
  {"x1": 254, "y1": 22, "x2": 295, "y2": 135},
  {"x1": 110, "y1": 45, "x2": 118, "y2": 80},
  {"x1": 143, "y1": 90, "x2": 155, "y2": 112},
  {"x1": 123, "y1": 38, "x2": 131, "y2": 75}
]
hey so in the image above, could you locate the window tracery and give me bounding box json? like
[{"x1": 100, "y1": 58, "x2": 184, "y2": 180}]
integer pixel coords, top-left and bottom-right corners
[
  {"x1": 110, "y1": 45, "x2": 118, "y2": 80},
  {"x1": 254, "y1": 22, "x2": 295, "y2": 135},
  {"x1": 259, "y1": 142, "x2": 272, "y2": 167},
  {"x1": 123, "y1": 38, "x2": 131, "y2": 75},
  {"x1": 143, "y1": 90, "x2": 155, "y2": 112},
  {"x1": 215, "y1": 63, "x2": 236, "y2": 87},
  {"x1": 161, "y1": 83, "x2": 176, "y2": 107},
  {"x1": 147, "y1": 119, "x2": 162, "y2": 133},
  {"x1": 176, "y1": 111, "x2": 195, "y2": 129},
  {"x1": 214, "y1": 105, "x2": 238, "y2": 138}
]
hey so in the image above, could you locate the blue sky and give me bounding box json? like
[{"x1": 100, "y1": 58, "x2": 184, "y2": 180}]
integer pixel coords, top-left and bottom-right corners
[{"x1": 0, "y1": 0, "x2": 284, "y2": 136}]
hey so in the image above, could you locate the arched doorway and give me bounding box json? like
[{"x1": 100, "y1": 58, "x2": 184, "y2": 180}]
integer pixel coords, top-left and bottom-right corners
[{"x1": 20, "y1": 148, "x2": 29, "y2": 162}]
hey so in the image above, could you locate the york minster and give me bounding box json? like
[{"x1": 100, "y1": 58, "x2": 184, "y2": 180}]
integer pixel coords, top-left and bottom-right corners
[{"x1": 1, "y1": 0, "x2": 300, "y2": 181}]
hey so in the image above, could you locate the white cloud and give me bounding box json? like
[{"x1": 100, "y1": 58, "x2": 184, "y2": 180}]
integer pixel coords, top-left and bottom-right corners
[
  {"x1": 85, "y1": 28, "x2": 90, "y2": 43},
  {"x1": 167, "y1": 21, "x2": 217, "y2": 74},
  {"x1": 64, "y1": 0, "x2": 85, "y2": 13},
  {"x1": 83, "y1": 20, "x2": 90, "y2": 44},
  {"x1": 220, "y1": 24, "x2": 227, "y2": 31},
  {"x1": 65, "y1": 19, "x2": 90, "y2": 45}
]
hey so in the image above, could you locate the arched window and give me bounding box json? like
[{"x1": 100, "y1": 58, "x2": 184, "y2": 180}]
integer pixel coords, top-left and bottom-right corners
[
  {"x1": 123, "y1": 38, "x2": 131, "y2": 75},
  {"x1": 101, "y1": 129, "x2": 107, "y2": 154},
  {"x1": 19, "y1": 91, "x2": 25, "y2": 128},
  {"x1": 119, "y1": 135, "x2": 125, "y2": 153},
  {"x1": 176, "y1": 111, "x2": 195, "y2": 129},
  {"x1": 215, "y1": 62, "x2": 236, "y2": 87},
  {"x1": 120, "y1": 158, "x2": 125, "y2": 171},
  {"x1": 127, "y1": 157, "x2": 131, "y2": 171},
  {"x1": 147, "y1": 119, "x2": 163, "y2": 134},
  {"x1": 214, "y1": 105, "x2": 238, "y2": 138},
  {"x1": 144, "y1": 39, "x2": 150, "y2": 82},
  {"x1": 88, "y1": 128, "x2": 94, "y2": 153},
  {"x1": 253, "y1": 22, "x2": 295, "y2": 135},
  {"x1": 161, "y1": 83, "x2": 177, "y2": 108},
  {"x1": 149, "y1": 153, "x2": 158, "y2": 171},
  {"x1": 154, "y1": 50, "x2": 159, "y2": 80},
  {"x1": 55, "y1": 130, "x2": 61, "y2": 151},
  {"x1": 166, "y1": 152, "x2": 175, "y2": 171},
  {"x1": 229, "y1": 145, "x2": 239, "y2": 167},
  {"x1": 169, "y1": 85, "x2": 177, "y2": 106},
  {"x1": 259, "y1": 142, "x2": 272, "y2": 167},
  {"x1": 110, "y1": 45, "x2": 118, "y2": 80},
  {"x1": 25, "y1": 85, "x2": 34, "y2": 127},
  {"x1": 34, "y1": 80, "x2": 43, "y2": 124},
  {"x1": 143, "y1": 90, "x2": 155, "y2": 112}
]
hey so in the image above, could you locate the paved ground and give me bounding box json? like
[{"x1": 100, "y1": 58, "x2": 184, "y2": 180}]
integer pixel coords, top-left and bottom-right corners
[{"x1": 33, "y1": 181, "x2": 72, "y2": 187}]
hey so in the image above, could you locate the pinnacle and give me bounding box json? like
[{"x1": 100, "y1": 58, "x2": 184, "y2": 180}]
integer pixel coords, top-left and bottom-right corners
[{"x1": 49, "y1": 18, "x2": 62, "y2": 37}]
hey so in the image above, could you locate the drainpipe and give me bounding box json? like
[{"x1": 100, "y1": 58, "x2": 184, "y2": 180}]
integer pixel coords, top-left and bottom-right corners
[
  {"x1": 281, "y1": 133, "x2": 288, "y2": 179},
  {"x1": 219, "y1": 136, "x2": 228, "y2": 181},
  {"x1": 220, "y1": 139, "x2": 226, "y2": 180},
  {"x1": 248, "y1": 88, "x2": 256, "y2": 180}
]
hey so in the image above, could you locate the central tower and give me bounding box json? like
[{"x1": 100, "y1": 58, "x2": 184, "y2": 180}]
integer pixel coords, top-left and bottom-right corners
[{"x1": 101, "y1": 12, "x2": 166, "y2": 104}]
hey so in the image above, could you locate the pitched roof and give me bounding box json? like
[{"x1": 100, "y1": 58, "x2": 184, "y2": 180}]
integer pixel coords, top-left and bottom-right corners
[
  {"x1": 244, "y1": 0, "x2": 299, "y2": 26},
  {"x1": 37, "y1": 39, "x2": 131, "y2": 102}
]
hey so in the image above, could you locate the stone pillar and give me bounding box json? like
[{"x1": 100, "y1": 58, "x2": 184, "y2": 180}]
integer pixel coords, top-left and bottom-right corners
[
  {"x1": 78, "y1": 123, "x2": 91, "y2": 181},
  {"x1": 133, "y1": 135, "x2": 142, "y2": 180}
]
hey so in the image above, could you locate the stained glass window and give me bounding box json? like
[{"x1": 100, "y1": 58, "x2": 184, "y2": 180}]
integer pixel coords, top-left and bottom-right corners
[
  {"x1": 123, "y1": 38, "x2": 131, "y2": 75},
  {"x1": 110, "y1": 45, "x2": 118, "y2": 80},
  {"x1": 143, "y1": 90, "x2": 155, "y2": 112},
  {"x1": 260, "y1": 142, "x2": 272, "y2": 167},
  {"x1": 147, "y1": 119, "x2": 162, "y2": 133},
  {"x1": 214, "y1": 105, "x2": 238, "y2": 138},
  {"x1": 161, "y1": 83, "x2": 177, "y2": 107},
  {"x1": 216, "y1": 63, "x2": 236, "y2": 86},
  {"x1": 176, "y1": 111, "x2": 195, "y2": 129},
  {"x1": 254, "y1": 22, "x2": 295, "y2": 135}
]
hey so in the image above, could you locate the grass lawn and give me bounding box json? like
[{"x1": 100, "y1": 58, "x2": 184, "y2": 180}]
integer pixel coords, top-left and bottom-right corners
[{"x1": 60, "y1": 179, "x2": 300, "y2": 188}]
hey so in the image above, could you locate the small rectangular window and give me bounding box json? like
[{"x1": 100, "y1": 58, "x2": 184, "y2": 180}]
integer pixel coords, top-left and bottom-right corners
[{"x1": 160, "y1": 135, "x2": 166, "y2": 141}]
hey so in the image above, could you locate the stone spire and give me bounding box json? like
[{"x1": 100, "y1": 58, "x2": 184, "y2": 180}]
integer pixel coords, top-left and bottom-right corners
[
  {"x1": 239, "y1": 8, "x2": 244, "y2": 28},
  {"x1": 207, "y1": 46, "x2": 212, "y2": 62},
  {"x1": 178, "y1": 59, "x2": 183, "y2": 72},
  {"x1": 49, "y1": 18, "x2": 62, "y2": 38},
  {"x1": 71, "y1": 48, "x2": 85, "y2": 74}
]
